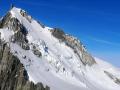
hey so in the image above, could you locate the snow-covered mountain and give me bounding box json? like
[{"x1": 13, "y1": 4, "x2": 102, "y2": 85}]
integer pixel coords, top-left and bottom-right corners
[{"x1": 0, "y1": 7, "x2": 120, "y2": 90}]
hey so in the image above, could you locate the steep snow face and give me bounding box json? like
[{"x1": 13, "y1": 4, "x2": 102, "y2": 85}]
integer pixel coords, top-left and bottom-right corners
[{"x1": 0, "y1": 7, "x2": 120, "y2": 90}]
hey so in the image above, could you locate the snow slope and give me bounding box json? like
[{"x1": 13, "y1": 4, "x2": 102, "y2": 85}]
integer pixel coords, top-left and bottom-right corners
[{"x1": 0, "y1": 7, "x2": 120, "y2": 90}]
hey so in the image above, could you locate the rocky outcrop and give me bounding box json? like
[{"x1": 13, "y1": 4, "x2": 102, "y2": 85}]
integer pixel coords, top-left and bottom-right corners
[
  {"x1": 51, "y1": 28, "x2": 96, "y2": 66},
  {"x1": 32, "y1": 45, "x2": 42, "y2": 57},
  {"x1": 0, "y1": 9, "x2": 50, "y2": 90},
  {"x1": 13, "y1": 30, "x2": 30, "y2": 50},
  {"x1": 51, "y1": 28, "x2": 65, "y2": 42},
  {"x1": 0, "y1": 11, "x2": 30, "y2": 51},
  {"x1": 64, "y1": 34, "x2": 96, "y2": 66},
  {"x1": 104, "y1": 71, "x2": 120, "y2": 85},
  {"x1": 0, "y1": 12, "x2": 12, "y2": 28},
  {"x1": 0, "y1": 41, "x2": 50, "y2": 90},
  {"x1": 20, "y1": 9, "x2": 32, "y2": 23},
  {"x1": 10, "y1": 18, "x2": 30, "y2": 50}
]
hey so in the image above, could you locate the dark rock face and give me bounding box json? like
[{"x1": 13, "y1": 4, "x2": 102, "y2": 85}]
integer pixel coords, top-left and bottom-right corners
[
  {"x1": 0, "y1": 42, "x2": 50, "y2": 90},
  {"x1": 0, "y1": 12, "x2": 12, "y2": 28},
  {"x1": 13, "y1": 30, "x2": 30, "y2": 50},
  {"x1": 33, "y1": 49, "x2": 42, "y2": 57},
  {"x1": 32, "y1": 45, "x2": 42, "y2": 57},
  {"x1": 104, "y1": 71, "x2": 120, "y2": 85},
  {"x1": 11, "y1": 19, "x2": 30, "y2": 50},
  {"x1": 51, "y1": 28, "x2": 65, "y2": 42},
  {"x1": 51, "y1": 28, "x2": 96, "y2": 66},
  {"x1": 9, "y1": 18, "x2": 28, "y2": 35},
  {"x1": 0, "y1": 10, "x2": 50, "y2": 90},
  {"x1": 0, "y1": 11, "x2": 30, "y2": 51}
]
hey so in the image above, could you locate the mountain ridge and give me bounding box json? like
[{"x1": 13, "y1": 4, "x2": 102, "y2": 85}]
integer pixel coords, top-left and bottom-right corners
[{"x1": 0, "y1": 6, "x2": 120, "y2": 90}]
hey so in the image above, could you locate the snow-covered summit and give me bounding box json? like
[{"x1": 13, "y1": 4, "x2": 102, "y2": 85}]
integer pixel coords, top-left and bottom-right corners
[{"x1": 0, "y1": 7, "x2": 120, "y2": 90}]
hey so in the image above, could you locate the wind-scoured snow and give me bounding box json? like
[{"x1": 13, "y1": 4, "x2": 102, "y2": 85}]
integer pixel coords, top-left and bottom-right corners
[{"x1": 0, "y1": 7, "x2": 120, "y2": 90}]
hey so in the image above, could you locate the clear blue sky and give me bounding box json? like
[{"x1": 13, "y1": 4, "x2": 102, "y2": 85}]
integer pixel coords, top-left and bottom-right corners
[{"x1": 0, "y1": 0, "x2": 120, "y2": 67}]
